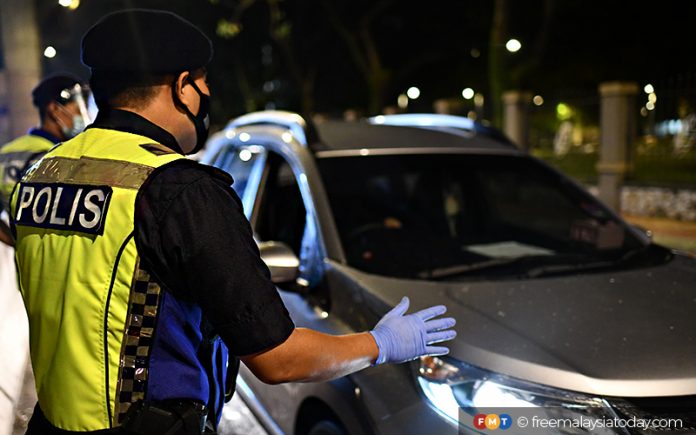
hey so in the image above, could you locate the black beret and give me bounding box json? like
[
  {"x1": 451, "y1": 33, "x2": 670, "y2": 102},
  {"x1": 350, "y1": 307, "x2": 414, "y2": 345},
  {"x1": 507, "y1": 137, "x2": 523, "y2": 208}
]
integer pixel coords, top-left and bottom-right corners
[
  {"x1": 32, "y1": 73, "x2": 84, "y2": 108},
  {"x1": 81, "y1": 9, "x2": 212, "y2": 74}
]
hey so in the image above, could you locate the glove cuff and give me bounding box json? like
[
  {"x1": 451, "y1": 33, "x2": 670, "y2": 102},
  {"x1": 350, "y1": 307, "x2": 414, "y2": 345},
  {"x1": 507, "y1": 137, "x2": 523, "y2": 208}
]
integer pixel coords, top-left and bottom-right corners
[{"x1": 368, "y1": 330, "x2": 386, "y2": 365}]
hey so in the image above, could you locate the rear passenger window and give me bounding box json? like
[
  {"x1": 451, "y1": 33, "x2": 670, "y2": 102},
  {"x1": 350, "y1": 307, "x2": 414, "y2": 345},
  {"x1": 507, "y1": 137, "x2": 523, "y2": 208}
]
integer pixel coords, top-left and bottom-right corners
[{"x1": 213, "y1": 147, "x2": 263, "y2": 199}]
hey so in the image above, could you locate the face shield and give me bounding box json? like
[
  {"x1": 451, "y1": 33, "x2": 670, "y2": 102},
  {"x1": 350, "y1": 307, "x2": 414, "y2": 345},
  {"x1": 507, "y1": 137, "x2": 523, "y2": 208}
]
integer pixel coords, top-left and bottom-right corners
[
  {"x1": 86, "y1": 91, "x2": 99, "y2": 122},
  {"x1": 57, "y1": 83, "x2": 93, "y2": 138},
  {"x1": 59, "y1": 83, "x2": 93, "y2": 124}
]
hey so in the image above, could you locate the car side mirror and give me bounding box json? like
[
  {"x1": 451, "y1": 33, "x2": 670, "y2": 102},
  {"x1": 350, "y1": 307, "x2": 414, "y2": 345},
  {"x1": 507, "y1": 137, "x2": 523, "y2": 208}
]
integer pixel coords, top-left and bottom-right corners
[
  {"x1": 258, "y1": 241, "x2": 301, "y2": 286},
  {"x1": 631, "y1": 224, "x2": 653, "y2": 241}
]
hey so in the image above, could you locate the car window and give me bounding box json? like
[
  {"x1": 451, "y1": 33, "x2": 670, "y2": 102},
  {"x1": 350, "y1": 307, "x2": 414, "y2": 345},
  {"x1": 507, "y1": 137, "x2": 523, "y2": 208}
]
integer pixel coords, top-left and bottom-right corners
[
  {"x1": 255, "y1": 154, "x2": 307, "y2": 256},
  {"x1": 478, "y1": 166, "x2": 597, "y2": 245},
  {"x1": 214, "y1": 147, "x2": 259, "y2": 197},
  {"x1": 317, "y1": 153, "x2": 654, "y2": 280},
  {"x1": 211, "y1": 146, "x2": 266, "y2": 217}
]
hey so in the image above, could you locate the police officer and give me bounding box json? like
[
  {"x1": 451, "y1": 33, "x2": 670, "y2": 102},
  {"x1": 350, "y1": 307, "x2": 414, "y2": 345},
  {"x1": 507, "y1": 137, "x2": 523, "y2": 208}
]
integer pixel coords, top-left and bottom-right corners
[
  {"x1": 11, "y1": 9, "x2": 456, "y2": 435},
  {"x1": 0, "y1": 73, "x2": 90, "y2": 246}
]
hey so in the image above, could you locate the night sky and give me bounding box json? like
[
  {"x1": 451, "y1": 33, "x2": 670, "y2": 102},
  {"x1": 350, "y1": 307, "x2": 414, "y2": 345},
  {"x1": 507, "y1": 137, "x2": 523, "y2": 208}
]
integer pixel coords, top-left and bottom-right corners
[{"x1": 32, "y1": 0, "x2": 696, "y2": 125}]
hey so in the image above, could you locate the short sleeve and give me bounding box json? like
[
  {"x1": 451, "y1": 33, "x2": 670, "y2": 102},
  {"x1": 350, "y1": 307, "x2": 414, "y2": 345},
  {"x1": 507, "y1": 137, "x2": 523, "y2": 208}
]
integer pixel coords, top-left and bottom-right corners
[{"x1": 134, "y1": 161, "x2": 295, "y2": 356}]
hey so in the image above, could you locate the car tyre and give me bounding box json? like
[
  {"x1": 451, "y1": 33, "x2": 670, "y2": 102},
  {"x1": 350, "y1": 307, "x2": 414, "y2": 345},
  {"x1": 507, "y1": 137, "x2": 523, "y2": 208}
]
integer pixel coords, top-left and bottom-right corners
[{"x1": 307, "y1": 420, "x2": 347, "y2": 435}]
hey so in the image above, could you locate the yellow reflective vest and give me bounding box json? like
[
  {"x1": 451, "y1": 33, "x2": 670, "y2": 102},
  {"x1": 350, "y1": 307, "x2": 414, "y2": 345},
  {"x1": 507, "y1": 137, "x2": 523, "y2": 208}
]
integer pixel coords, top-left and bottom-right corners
[
  {"x1": 0, "y1": 132, "x2": 54, "y2": 211},
  {"x1": 11, "y1": 127, "x2": 186, "y2": 431}
]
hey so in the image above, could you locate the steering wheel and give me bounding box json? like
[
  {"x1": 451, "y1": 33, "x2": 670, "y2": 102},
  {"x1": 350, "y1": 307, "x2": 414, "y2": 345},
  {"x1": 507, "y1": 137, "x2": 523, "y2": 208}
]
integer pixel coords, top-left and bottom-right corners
[{"x1": 346, "y1": 222, "x2": 390, "y2": 241}]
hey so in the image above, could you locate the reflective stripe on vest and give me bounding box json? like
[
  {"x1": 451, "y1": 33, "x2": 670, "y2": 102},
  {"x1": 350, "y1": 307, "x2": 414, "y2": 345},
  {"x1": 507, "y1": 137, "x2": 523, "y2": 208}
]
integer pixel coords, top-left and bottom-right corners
[
  {"x1": 11, "y1": 128, "x2": 184, "y2": 431},
  {"x1": 0, "y1": 134, "x2": 54, "y2": 210}
]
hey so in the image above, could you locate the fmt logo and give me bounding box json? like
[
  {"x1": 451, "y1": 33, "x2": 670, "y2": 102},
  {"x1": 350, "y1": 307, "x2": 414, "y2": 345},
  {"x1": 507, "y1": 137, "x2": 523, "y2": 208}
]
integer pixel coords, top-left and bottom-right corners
[{"x1": 473, "y1": 413, "x2": 512, "y2": 431}]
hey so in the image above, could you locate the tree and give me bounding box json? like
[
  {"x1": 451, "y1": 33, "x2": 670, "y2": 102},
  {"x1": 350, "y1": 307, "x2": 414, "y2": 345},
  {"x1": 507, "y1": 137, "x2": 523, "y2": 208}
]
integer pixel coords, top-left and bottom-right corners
[
  {"x1": 488, "y1": 0, "x2": 555, "y2": 127},
  {"x1": 320, "y1": 0, "x2": 394, "y2": 115}
]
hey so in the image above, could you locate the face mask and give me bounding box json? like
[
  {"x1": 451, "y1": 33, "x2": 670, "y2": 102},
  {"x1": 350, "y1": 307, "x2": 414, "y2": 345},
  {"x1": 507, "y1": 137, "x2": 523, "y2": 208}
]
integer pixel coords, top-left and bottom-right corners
[
  {"x1": 173, "y1": 77, "x2": 211, "y2": 155},
  {"x1": 65, "y1": 115, "x2": 86, "y2": 138},
  {"x1": 56, "y1": 106, "x2": 87, "y2": 139}
]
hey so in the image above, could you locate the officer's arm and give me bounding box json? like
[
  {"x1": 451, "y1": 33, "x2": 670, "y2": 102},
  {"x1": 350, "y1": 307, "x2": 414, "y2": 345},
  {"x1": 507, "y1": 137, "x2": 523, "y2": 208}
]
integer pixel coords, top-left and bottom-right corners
[
  {"x1": 242, "y1": 297, "x2": 456, "y2": 384},
  {"x1": 241, "y1": 328, "x2": 378, "y2": 384},
  {"x1": 138, "y1": 168, "x2": 455, "y2": 383}
]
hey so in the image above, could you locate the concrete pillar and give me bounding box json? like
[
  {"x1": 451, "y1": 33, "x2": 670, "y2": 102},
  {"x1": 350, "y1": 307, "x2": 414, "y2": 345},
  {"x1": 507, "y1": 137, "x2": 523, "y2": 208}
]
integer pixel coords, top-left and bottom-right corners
[
  {"x1": 597, "y1": 82, "x2": 638, "y2": 211},
  {"x1": 502, "y1": 90, "x2": 533, "y2": 150},
  {"x1": 0, "y1": 0, "x2": 42, "y2": 139}
]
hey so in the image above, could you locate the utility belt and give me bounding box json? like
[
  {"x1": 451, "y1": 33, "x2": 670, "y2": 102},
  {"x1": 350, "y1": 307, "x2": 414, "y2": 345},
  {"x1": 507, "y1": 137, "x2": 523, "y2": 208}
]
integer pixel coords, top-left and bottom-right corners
[
  {"x1": 122, "y1": 400, "x2": 213, "y2": 435},
  {"x1": 27, "y1": 402, "x2": 212, "y2": 435}
]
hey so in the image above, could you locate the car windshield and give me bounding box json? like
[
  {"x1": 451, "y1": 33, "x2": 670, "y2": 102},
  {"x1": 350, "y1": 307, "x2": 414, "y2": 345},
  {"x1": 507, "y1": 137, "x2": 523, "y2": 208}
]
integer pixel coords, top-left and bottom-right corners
[{"x1": 317, "y1": 153, "x2": 656, "y2": 280}]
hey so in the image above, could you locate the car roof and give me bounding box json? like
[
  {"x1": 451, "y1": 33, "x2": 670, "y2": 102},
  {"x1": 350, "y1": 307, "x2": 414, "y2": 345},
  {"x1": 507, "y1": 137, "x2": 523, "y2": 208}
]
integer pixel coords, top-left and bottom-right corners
[{"x1": 311, "y1": 120, "x2": 516, "y2": 153}]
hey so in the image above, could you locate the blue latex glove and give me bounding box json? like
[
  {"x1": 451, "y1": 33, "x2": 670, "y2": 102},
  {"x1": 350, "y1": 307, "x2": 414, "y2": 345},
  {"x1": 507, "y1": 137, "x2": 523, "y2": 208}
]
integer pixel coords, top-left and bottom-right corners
[{"x1": 369, "y1": 296, "x2": 456, "y2": 365}]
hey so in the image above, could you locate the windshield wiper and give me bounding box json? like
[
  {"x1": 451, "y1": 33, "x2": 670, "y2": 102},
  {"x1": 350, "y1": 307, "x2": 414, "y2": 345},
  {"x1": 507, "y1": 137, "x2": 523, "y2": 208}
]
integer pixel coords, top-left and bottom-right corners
[
  {"x1": 523, "y1": 246, "x2": 650, "y2": 279},
  {"x1": 420, "y1": 256, "x2": 544, "y2": 280},
  {"x1": 421, "y1": 247, "x2": 652, "y2": 281},
  {"x1": 523, "y1": 260, "x2": 614, "y2": 278}
]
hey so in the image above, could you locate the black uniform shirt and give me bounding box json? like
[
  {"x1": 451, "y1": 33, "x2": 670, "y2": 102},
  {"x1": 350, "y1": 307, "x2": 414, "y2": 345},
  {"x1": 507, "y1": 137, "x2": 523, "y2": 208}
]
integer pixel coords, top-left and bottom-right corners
[{"x1": 88, "y1": 109, "x2": 295, "y2": 356}]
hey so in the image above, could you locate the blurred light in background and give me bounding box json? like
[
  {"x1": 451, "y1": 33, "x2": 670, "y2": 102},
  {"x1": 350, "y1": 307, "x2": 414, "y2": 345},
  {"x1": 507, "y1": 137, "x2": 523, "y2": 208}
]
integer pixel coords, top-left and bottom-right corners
[
  {"x1": 644, "y1": 84, "x2": 654, "y2": 94},
  {"x1": 556, "y1": 102, "x2": 573, "y2": 120},
  {"x1": 407, "y1": 87, "x2": 420, "y2": 99},
  {"x1": 473, "y1": 93, "x2": 484, "y2": 107},
  {"x1": 461, "y1": 88, "x2": 474, "y2": 100},
  {"x1": 58, "y1": 0, "x2": 80, "y2": 9},
  {"x1": 648, "y1": 92, "x2": 657, "y2": 104},
  {"x1": 470, "y1": 48, "x2": 480, "y2": 58},
  {"x1": 656, "y1": 119, "x2": 683, "y2": 136},
  {"x1": 646, "y1": 101, "x2": 655, "y2": 111},
  {"x1": 505, "y1": 38, "x2": 521, "y2": 53},
  {"x1": 533, "y1": 95, "x2": 544, "y2": 106},
  {"x1": 239, "y1": 132, "x2": 251, "y2": 142},
  {"x1": 43, "y1": 46, "x2": 57, "y2": 58},
  {"x1": 216, "y1": 19, "x2": 242, "y2": 39},
  {"x1": 397, "y1": 93, "x2": 409, "y2": 109}
]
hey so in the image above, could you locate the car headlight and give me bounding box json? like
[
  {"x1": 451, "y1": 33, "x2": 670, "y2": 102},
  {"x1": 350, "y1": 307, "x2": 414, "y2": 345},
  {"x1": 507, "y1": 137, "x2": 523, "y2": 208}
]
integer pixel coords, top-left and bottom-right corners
[{"x1": 417, "y1": 356, "x2": 623, "y2": 434}]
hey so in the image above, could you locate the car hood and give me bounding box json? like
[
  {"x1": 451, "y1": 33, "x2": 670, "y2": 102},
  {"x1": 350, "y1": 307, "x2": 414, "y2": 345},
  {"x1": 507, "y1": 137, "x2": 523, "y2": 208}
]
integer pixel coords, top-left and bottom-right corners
[{"x1": 327, "y1": 253, "x2": 696, "y2": 397}]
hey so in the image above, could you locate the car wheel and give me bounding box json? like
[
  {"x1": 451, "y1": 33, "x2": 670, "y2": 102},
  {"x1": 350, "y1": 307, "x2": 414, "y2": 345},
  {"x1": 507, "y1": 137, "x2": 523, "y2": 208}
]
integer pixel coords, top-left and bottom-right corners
[{"x1": 307, "y1": 420, "x2": 347, "y2": 435}]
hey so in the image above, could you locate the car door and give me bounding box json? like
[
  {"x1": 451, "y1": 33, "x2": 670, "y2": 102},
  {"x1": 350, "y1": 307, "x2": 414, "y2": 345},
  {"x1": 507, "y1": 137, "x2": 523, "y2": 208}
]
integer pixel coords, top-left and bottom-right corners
[
  {"x1": 243, "y1": 151, "x2": 316, "y2": 426},
  {"x1": 242, "y1": 150, "x2": 367, "y2": 429}
]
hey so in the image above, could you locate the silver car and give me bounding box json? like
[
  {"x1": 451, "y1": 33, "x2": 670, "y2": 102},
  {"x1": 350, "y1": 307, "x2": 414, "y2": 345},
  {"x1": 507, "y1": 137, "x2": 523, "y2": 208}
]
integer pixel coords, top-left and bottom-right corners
[{"x1": 201, "y1": 111, "x2": 695, "y2": 435}]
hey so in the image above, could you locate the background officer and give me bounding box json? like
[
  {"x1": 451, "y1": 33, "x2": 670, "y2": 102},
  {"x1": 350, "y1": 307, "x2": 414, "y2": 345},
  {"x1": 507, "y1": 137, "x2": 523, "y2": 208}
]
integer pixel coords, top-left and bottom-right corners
[
  {"x1": 12, "y1": 9, "x2": 456, "y2": 434},
  {"x1": 0, "y1": 73, "x2": 90, "y2": 245}
]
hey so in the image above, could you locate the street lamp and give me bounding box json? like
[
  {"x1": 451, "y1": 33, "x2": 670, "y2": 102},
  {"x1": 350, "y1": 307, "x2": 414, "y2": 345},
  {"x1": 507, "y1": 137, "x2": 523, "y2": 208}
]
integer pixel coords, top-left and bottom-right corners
[
  {"x1": 505, "y1": 38, "x2": 521, "y2": 53},
  {"x1": 43, "y1": 46, "x2": 57, "y2": 58},
  {"x1": 407, "y1": 87, "x2": 420, "y2": 100},
  {"x1": 461, "y1": 88, "x2": 474, "y2": 100},
  {"x1": 58, "y1": 0, "x2": 80, "y2": 9}
]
